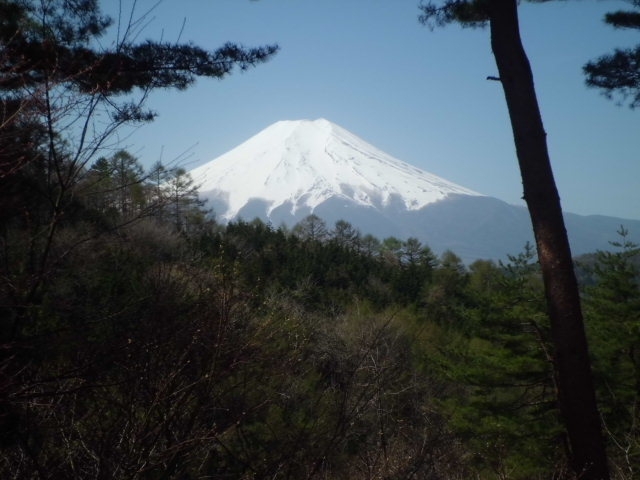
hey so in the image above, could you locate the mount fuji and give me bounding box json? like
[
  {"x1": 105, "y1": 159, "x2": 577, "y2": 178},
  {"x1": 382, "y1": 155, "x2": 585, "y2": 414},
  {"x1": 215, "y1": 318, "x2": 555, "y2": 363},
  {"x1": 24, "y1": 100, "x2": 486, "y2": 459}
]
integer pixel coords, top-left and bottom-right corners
[{"x1": 190, "y1": 119, "x2": 640, "y2": 262}]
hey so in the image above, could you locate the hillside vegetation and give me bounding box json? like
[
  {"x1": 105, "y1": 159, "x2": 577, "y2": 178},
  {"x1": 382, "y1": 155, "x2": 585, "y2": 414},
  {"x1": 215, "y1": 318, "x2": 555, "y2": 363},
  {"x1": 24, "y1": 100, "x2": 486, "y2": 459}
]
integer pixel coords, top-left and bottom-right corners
[
  {"x1": 2, "y1": 151, "x2": 639, "y2": 479},
  {"x1": 2, "y1": 1, "x2": 639, "y2": 476}
]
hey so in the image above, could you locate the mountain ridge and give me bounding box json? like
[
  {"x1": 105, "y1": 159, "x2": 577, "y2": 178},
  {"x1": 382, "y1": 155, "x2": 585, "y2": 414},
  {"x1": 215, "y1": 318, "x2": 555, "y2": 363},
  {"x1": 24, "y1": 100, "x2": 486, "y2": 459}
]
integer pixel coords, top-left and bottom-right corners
[
  {"x1": 190, "y1": 119, "x2": 482, "y2": 222},
  {"x1": 190, "y1": 119, "x2": 640, "y2": 262}
]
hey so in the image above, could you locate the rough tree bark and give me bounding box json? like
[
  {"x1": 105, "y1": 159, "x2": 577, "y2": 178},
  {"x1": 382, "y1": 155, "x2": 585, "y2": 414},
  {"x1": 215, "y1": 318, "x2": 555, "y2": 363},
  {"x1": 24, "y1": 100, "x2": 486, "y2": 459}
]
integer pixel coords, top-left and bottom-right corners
[{"x1": 487, "y1": 0, "x2": 609, "y2": 478}]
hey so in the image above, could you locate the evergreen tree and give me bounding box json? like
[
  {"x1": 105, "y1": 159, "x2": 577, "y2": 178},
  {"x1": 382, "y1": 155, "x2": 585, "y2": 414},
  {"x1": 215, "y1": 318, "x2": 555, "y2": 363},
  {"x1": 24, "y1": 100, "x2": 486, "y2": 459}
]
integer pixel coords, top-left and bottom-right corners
[
  {"x1": 0, "y1": 0, "x2": 277, "y2": 178},
  {"x1": 584, "y1": 1, "x2": 640, "y2": 107},
  {"x1": 0, "y1": 0, "x2": 274, "y2": 276},
  {"x1": 584, "y1": 228, "x2": 640, "y2": 476},
  {"x1": 419, "y1": 2, "x2": 608, "y2": 476},
  {"x1": 0, "y1": 0, "x2": 276, "y2": 470},
  {"x1": 394, "y1": 238, "x2": 437, "y2": 303},
  {"x1": 0, "y1": 0, "x2": 277, "y2": 298},
  {"x1": 440, "y1": 246, "x2": 561, "y2": 478},
  {"x1": 422, "y1": 249, "x2": 468, "y2": 324}
]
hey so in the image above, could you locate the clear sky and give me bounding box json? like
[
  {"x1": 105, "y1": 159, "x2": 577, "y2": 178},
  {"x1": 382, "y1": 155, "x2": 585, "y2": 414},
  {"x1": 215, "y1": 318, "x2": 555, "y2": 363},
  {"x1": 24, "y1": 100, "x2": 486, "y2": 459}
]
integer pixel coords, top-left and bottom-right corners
[{"x1": 106, "y1": 0, "x2": 639, "y2": 221}]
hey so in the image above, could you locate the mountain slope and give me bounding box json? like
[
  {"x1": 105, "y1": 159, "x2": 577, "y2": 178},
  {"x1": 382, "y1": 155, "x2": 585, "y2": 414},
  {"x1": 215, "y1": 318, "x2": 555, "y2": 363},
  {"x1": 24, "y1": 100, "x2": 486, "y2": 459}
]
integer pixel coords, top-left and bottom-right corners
[
  {"x1": 191, "y1": 119, "x2": 640, "y2": 262},
  {"x1": 190, "y1": 118, "x2": 482, "y2": 222}
]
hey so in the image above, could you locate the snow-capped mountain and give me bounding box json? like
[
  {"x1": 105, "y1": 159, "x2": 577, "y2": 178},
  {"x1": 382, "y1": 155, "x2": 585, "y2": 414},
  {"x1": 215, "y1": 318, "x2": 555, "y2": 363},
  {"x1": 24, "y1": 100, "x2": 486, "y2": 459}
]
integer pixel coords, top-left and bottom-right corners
[
  {"x1": 191, "y1": 119, "x2": 640, "y2": 262},
  {"x1": 190, "y1": 118, "x2": 481, "y2": 222}
]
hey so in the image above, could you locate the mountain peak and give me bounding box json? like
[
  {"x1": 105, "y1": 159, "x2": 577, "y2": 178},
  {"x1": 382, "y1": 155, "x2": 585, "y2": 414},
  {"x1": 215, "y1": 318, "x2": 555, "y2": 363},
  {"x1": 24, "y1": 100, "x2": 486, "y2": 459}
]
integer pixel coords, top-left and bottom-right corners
[{"x1": 190, "y1": 119, "x2": 483, "y2": 221}]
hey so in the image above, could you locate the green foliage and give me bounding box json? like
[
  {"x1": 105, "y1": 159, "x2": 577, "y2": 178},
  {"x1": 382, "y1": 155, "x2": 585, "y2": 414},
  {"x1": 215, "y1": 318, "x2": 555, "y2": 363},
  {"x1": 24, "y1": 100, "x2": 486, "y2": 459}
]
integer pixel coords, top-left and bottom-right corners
[
  {"x1": 429, "y1": 245, "x2": 564, "y2": 479},
  {"x1": 421, "y1": 249, "x2": 469, "y2": 325},
  {"x1": 1, "y1": 204, "x2": 463, "y2": 478},
  {"x1": 4, "y1": 2, "x2": 640, "y2": 476},
  {"x1": 4, "y1": 176, "x2": 640, "y2": 479},
  {"x1": 584, "y1": 227, "x2": 640, "y2": 475}
]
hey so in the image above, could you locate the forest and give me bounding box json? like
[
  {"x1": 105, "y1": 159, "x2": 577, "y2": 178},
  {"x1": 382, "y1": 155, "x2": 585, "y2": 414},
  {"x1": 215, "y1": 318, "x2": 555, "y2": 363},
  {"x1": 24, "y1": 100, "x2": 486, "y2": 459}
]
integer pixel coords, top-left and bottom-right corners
[
  {"x1": 2, "y1": 144, "x2": 640, "y2": 478},
  {"x1": 2, "y1": 0, "x2": 640, "y2": 478}
]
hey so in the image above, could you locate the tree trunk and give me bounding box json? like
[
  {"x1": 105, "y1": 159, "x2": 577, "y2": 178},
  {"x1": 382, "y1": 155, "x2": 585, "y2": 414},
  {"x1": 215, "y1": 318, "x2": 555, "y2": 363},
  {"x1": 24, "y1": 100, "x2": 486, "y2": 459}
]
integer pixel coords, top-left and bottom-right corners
[{"x1": 487, "y1": 1, "x2": 609, "y2": 478}]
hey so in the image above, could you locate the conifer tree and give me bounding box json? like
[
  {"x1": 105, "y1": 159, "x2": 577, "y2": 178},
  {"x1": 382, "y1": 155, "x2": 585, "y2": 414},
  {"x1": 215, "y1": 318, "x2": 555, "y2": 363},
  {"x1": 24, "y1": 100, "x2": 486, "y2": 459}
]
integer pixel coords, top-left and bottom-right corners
[
  {"x1": 0, "y1": 0, "x2": 277, "y2": 178},
  {"x1": 448, "y1": 246, "x2": 560, "y2": 478},
  {"x1": 419, "y1": 1, "x2": 609, "y2": 477},
  {"x1": 584, "y1": 228, "x2": 640, "y2": 475},
  {"x1": 0, "y1": 0, "x2": 276, "y2": 299},
  {"x1": 584, "y1": 1, "x2": 640, "y2": 107},
  {"x1": 0, "y1": 0, "x2": 276, "y2": 466}
]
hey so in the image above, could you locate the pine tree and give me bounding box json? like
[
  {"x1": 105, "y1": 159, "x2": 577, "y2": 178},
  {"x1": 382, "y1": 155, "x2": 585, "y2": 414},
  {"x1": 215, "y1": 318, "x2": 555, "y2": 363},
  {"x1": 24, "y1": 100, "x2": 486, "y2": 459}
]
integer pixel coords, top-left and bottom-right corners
[
  {"x1": 584, "y1": 227, "x2": 640, "y2": 475},
  {"x1": 0, "y1": 0, "x2": 276, "y2": 467},
  {"x1": 0, "y1": 0, "x2": 276, "y2": 299},
  {"x1": 419, "y1": 1, "x2": 609, "y2": 477},
  {"x1": 440, "y1": 246, "x2": 561, "y2": 478},
  {"x1": 584, "y1": 2, "x2": 640, "y2": 107}
]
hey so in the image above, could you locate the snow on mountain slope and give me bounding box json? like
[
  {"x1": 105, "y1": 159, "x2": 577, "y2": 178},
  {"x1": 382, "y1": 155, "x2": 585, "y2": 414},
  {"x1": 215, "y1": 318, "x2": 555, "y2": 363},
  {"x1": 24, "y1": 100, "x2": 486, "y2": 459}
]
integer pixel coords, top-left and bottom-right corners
[{"x1": 189, "y1": 119, "x2": 483, "y2": 221}]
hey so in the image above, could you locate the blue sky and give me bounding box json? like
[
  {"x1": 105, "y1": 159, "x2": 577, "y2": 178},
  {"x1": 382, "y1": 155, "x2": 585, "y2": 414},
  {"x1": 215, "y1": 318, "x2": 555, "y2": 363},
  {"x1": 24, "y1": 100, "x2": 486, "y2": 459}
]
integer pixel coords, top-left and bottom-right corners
[{"x1": 107, "y1": 0, "x2": 639, "y2": 221}]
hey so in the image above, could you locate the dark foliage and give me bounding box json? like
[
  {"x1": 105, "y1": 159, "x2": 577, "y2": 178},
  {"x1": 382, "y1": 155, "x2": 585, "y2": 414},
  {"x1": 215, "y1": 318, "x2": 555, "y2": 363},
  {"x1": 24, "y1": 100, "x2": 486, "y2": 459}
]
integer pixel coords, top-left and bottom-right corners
[
  {"x1": 1, "y1": 1, "x2": 637, "y2": 477},
  {"x1": 584, "y1": 47, "x2": 640, "y2": 108},
  {"x1": 421, "y1": 2, "x2": 610, "y2": 479},
  {"x1": 584, "y1": 2, "x2": 640, "y2": 107},
  {"x1": 419, "y1": 0, "x2": 490, "y2": 28}
]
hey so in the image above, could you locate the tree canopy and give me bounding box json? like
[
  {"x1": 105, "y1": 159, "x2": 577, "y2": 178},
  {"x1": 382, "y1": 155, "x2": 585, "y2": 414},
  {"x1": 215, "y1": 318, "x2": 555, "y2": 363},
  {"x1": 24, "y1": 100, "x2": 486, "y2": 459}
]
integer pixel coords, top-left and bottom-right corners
[
  {"x1": 584, "y1": 0, "x2": 640, "y2": 107},
  {"x1": 0, "y1": 0, "x2": 278, "y2": 177},
  {"x1": 2, "y1": 1, "x2": 638, "y2": 478}
]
